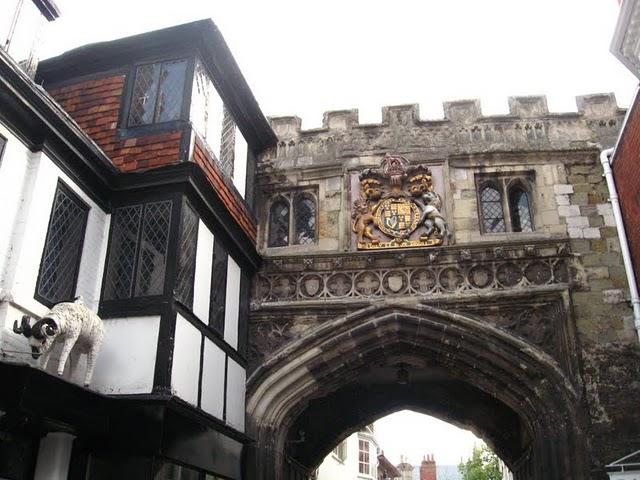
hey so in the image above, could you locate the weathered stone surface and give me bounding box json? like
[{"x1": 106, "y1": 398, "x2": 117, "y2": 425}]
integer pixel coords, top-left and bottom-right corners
[{"x1": 250, "y1": 96, "x2": 639, "y2": 480}]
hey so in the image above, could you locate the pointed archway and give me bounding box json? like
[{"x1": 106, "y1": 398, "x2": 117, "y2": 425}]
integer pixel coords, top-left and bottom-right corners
[{"x1": 246, "y1": 303, "x2": 589, "y2": 480}]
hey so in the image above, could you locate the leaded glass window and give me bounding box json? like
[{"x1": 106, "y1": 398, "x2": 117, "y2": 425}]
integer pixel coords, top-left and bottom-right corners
[
  {"x1": 218, "y1": 107, "x2": 236, "y2": 177},
  {"x1": 268, "y1": 198, "x2": 290, "y2": 247},
  {"x1": 104, "y1": 200, "x2": 172, "y2": 300},
  {"x1": 293, "y1": 194, "x2": 316, "y2": 245},
  {"x1": 35, "y1": 182, "x2": 89, "y2": 307},
  {"x1": 128, "y1": 59, "x2": 187, "y2": 127},
  {"x1": 175, "y1": 201, "x2": 199, "y2": 307},
  {"x1": 509, "y1": 186, "x2": 533, "y2": 232},
  {"x1": 135, "y1": 202, "x2": 172, "y2": 297},
  {"x1": 103, "y1": 205, "x2": 142, "y2": 300},
  {"x1": 480, "y1": 185, "x2": 506, "y2": 233},
  {"x1": 209, "y1": 239, "x2": 228, "y2": 334}
]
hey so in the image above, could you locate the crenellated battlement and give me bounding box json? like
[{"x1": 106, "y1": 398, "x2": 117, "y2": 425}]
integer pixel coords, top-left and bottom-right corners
[
  {"x1": 264, "y1": 93, "x2": 624, "y2": 163},
  {"x1": 268, "y1": 93, "x2": 622, "y2": 137}
]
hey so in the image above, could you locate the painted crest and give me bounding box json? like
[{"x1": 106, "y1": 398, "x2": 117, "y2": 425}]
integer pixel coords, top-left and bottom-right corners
[{"x1": 352, "y1": 153, "x2": 452, "y2": 250}]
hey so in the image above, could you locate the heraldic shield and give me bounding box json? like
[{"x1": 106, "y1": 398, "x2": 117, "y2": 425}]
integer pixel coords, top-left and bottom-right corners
[{"x1": 351, "y1": 153, "x2": 451, "y2": 250}]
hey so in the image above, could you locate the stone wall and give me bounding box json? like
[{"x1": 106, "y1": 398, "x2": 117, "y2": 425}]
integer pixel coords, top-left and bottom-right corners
[{"x1": 250, "y1": 94, "x2": 640, "y2": 479}]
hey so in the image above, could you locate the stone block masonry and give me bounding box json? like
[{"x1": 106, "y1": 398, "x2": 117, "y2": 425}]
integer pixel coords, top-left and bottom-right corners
[{"x1": 252, "y1": 92, "x2": 640, "y2": 479}]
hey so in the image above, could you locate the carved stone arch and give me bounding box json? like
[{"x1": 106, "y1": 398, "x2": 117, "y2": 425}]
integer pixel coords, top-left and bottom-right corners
[{"x1": 246, "y1": 304, "x2": 589, "y2": 480}]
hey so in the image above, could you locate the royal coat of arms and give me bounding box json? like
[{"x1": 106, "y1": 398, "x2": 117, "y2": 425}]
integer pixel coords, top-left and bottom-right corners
[{"x1": 352, "y1": 153, "x2": 451, "y2": 250}]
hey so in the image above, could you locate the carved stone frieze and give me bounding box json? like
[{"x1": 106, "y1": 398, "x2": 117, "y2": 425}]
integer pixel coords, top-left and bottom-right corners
[{"x1": 255, "y1": 241, "x2": 571, "y2": 304}]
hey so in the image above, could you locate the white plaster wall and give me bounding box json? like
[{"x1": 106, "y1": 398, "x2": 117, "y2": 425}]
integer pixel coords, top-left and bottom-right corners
[
  {"x1": 316, "y1": 433, "x2": 361, "y2": 480},
  {"x1": 223, "y1": 257, "x2": 241, "y2": 349},
  {"x1": 225, "y1": 358, "x2": 245, "y2": 432},
  {"x1": 171, "y1": 314, "x2": 202, "y2": 406},
  {"x1": 0, "y1": 148, "x2": 110, "y2": 317},
  {"x1": 233, "y1": 126, "x2": 248, "y2": 198},
  {"x1": 91, "y1": 316, "x2": 161, "y2": 394},
  {"x1": 200, "y1": 338, "x2": 225, "y2": 419},
  {"x1": 193, "y1": 220, "x2": 214, "y2": 323},
  {"x1": 0, "y1": 123, "x2": 32, "y2": 286},
  {"x1": 0, "y1": 132, "x2": 110, "y2": 370}
]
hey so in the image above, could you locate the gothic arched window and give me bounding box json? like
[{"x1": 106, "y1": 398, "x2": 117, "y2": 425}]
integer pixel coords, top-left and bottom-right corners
[
  {"x1": 480, "y1": 185, "x2": 506, "y2": 233},
  {"x1": 268, "y1": 198, "x2": 290, "y2": 247},
  {"x1": 293, "y1": 194, "x2": 316, "y2": 245},
  {"x1": 509, "y1": 186, "x2": 533, "y2": 232}
]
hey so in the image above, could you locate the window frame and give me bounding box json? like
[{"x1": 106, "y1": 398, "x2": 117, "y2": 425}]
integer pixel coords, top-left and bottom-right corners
[
  {"x1": 100, "y1": 196, "x2": 179, "y2": 307},
  {"x1": 118, "y1": 54, "x2": 195, "y2": 139},
  {"x1": 506, "y1": 178, "x2": 535, "y2": 233},
  {"x1": 358, "y1": 438, "x2": 371, "y2": 475},
  {"x1": 475, "y1": 173, "x2": 535, "y2": 235},
  {"x1": 332, "y1": 439, "x2": 347, "y2": 463},
  {"x1": 34, "y1": 180, "x2": 90, "y2": 308},
  {"x1": 266, "y1": 188, "x2": 318, "y2": 249}
]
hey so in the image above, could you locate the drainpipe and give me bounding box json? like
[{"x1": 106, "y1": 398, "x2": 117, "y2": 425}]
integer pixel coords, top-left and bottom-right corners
[{"x1": 600, "y1": 147, "x2": 640, "y2": 342}]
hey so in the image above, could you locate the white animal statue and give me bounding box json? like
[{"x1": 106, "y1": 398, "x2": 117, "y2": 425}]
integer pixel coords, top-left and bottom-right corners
[{"x1": 13, "y1": 298, "x2": 104, "y2": 387}]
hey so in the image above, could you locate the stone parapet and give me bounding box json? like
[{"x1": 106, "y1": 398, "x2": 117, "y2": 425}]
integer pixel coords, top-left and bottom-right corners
[{"x1": 264, "y1": 94, "x2": 624, "y2": 164}]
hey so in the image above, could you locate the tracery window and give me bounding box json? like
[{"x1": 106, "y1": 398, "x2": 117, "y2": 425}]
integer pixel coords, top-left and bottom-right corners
[
  {"x1": 477, "y1": 174, "x2": 535, "y2": 234},
  {"x1": 267, "y1": 190, "x2": 317, "y2": 248},
  {"x1": 509, "y1": 185, "x2": 533, "y2": 232},
  {"x1": 480, "y1": 185, "x2": 506, "y2": 233},
  {"x1": 268, "y1": 198, "x2": 290, "y2": 247}
]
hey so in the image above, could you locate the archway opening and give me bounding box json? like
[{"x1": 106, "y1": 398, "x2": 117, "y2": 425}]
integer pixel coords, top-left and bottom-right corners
[
  {"x1": 247, "y1": 305, "x2": 587, "y2": 480},
  {"x1": 315, "y1": 410, "x2": 513, "y2": 480}
]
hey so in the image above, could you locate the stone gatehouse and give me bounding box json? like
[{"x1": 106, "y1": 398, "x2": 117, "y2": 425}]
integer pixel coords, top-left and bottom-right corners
[{"x1": 246, "y1": 95, "x2": 640, "y2": 480}]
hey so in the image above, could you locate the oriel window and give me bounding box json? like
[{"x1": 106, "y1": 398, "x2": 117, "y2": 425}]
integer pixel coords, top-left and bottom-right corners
[
  {"x1": 35, "y1": 181, "x2": 89, "y2": 307},
  {"x1": 128, "y1": 59, "x2": 188, "y2": 127}
]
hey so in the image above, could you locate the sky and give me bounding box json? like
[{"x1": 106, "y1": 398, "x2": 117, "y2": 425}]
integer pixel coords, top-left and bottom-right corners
[
  {"x1": 43, "y1": 0, "x2": 638, "y2": 130},
  {"x1": 374, "y1": 410, "x2": 481, "y2": 466},
  {"x1": 41, "y1": 0, "x2": 636, "y2": 466}
]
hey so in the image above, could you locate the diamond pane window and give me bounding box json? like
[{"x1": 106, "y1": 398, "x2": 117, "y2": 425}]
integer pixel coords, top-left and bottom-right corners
[
  {"x1": 509, "y1": 187, "x2": 533, "y2": 232},
  {"x1": 35, "y1": 182, "x2": 89, "y2": 307},
  {"x1": 293, "y1": 194, "x2": 316, "y2": 245},
  {"x1": 268, "y1": 198, "x2": 290, "y2": 247},
  {"x1": 104, "y1": 200, "x2": 172, "y2": 301},
  {"x1": 209, "y1": 239, "x2": 229, "y2": 334},
  {"x1": 191, "y1": 60, "x2": 224, "y2": 157},
  {"x1": 175, "y1": 201, "x2": 199, "y2": 307},
  {"x1": 480, "y1": 185, "x2": 506, "y2": 233},
  {"x1": 104, "y1": 205, "x2": 143, "y2": 300},
  {"x1": 128, "y1": 59, "x2": 187, "y2": 127},
  {"x1": 135, "y1": 201, "x2": 172, "y2": 296},
  {"x1": 218, "y1": 107, "x2": 236, "y2": 177}
]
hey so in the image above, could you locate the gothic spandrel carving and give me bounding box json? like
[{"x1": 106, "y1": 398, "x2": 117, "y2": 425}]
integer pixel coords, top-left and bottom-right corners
[{"x1": 351, "y1": 153, "x2": 451, "y2": 250}]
